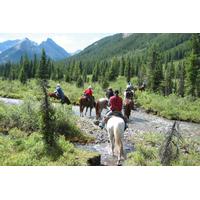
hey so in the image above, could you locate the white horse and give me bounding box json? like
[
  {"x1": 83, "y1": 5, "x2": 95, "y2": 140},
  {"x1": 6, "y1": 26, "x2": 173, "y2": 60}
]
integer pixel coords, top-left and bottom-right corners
[{"x1": 106, "y1": 116, "x2": 125, "y2": 165}]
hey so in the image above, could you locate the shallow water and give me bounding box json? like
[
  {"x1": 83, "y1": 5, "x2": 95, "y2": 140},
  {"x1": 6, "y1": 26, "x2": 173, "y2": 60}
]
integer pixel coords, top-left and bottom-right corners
[{"x1": 0, "y1": 97, "x2": 23, "y2": 105}]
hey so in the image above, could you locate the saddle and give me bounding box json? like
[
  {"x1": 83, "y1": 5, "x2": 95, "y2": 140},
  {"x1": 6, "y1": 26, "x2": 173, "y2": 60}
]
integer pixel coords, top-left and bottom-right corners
[{"x1": 104, "y1": 111, "x2": 126, "y2": 124}]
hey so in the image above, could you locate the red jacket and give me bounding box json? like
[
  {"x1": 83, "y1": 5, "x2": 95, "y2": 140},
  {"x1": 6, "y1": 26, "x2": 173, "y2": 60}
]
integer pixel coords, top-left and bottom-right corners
[
  {"x1": 84, "y1": 88, "x2": 93, "y2": 96},
  {"x1": 109, "y1": 95, "x2": 123, "y2": 112}
]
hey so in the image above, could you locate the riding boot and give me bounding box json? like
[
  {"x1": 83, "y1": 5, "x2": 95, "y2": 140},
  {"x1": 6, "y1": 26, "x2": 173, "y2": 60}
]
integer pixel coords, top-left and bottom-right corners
[
  {"x1": 124, "y1": 122, "x2": 128, "y2": 131},
  {"x1": 99, "y1": 116, "x2": 109, "y2": 129},
  {"x1": 99, "y1": 121, "x2": 105, "y2": 129},
  {"x1": 123, "y1": 115, "x2": 128, "y2": 131}
]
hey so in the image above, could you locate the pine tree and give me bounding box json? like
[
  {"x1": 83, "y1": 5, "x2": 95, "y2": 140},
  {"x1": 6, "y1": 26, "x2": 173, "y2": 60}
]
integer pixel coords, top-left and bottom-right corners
[
  {"x1": 164, "y1": 63, "x2": 173, "y2": 96},
  {"x1": 108, "y1": 58, "x2": 118, "y2": 81},
  {"x1": 92, "y1": 63, "x2": 99, "y2": 82},
  {"x1": 186, "y1": 34, "x2": 200, "y2": 96},
  {"x1": 19, "y1": 56, "x2": 29, "y2": 84},
  {"x1": 124, "y1": 57, "x2": 131, "y2": 82},
  {"x1": 177, "y1": 62, "x2": 185, "y2": 97},
  {"x1": 19, "y1": 67, "x2": 27, "y2": 84},
  {"x1": 37, "y1": 49, "x2": 56, "y2": 148},
  {"x1": 147, "y1": 45, "x2": 164, "y2": 92},
  {"x1": 120, "y1": 56, "x2": 125, "y2": 76},
  {"x1": 76, "y1": 76, "x2": 84, "y2": 88}
]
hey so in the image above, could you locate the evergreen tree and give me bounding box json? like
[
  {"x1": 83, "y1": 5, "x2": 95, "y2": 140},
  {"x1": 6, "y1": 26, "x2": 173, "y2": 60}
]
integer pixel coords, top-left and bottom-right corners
[
  {"x1": 147, "y1": 45, "x2": 164, "y2": 92},
  {"x1": 164, "y1": 63, "x2": 173, "y2": 95},
  {"x1": 76, "y1": 76, "x2": 84, "y2": 88},
  {"x1": 92, "y1": 63, "x2": 99, "y2": 82},
  {"x1": 124, "y1": 57, "x2": 131, "y2": 82},
  {"x1": 177, "y1": 62, "x2": 185, "y2": 97},
  {"x1": 120, "y1": 56, "x2": 125, "y2": 76},
  {"x1": 108, "y1": 59, "x2": 118, "y2": 81},
  {"x1": 186, "y1": 34, "x2": 200, "y2": 96},
  {"x1": 37, "y1": 49, "x2": 57, "y2": 149}
]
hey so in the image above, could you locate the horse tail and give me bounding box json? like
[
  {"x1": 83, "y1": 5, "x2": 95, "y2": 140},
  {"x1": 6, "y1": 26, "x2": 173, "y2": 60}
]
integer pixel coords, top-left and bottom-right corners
[
  {"x1": 79, "y1": 98, "x2": 83, "y2": 115},
  {"x1": 64, "y1": 95, "x2": 71, "y2": 105},
  {"x1": 114, "y1": 125, "x2": 124, "y2": 160},
  {"x1": 95, "y1": 100, "x2": 100, "y2": 120}
]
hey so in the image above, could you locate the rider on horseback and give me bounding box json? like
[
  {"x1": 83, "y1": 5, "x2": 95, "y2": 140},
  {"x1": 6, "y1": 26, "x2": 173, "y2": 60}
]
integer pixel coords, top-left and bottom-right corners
[
  {"x1": 84, "y1": 85, "x2": 94, "y2": 102},
  {"x1": 106, "y1": 87, "x2": 114, "y2": 100},
  {"x1": 124, "y1": 85, "x2": 134, "y2": 100},
  {"x1": 99, "y1": 90, "x2": 128, "y2": 130},
  {"x1": 54, "y1": 84, "x2": 65, "y2": 103}
]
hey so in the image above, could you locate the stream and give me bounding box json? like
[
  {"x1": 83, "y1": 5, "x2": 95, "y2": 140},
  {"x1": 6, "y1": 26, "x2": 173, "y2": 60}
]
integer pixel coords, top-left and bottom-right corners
[
  {"x1": 71, "y1": 105, "x2": 200, "y2": 165},
  {"x1": 1, "y1": 97, "x2": 200, "y2": 165}
]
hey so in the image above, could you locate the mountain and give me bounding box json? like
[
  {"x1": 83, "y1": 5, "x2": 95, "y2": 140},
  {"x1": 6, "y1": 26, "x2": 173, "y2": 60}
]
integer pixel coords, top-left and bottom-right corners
[
  {"x1": 70, "y1": 49, "x2": 82, "y2": 56},
  {"x1": 70, "y1": 33, "x2": 192, "y2": 62},
  {"x1": 0, "y1": 38, "x2": 70, "y2": 63},
  {"x1": 0, "y1": 38, "x2": 40, "y2": 63},
  {"x1": 0, "y1": 40, "x2": 20, "y2": 53},
  {"x1": 39, "y1": 38, "x2": 70, "y2": 60}
]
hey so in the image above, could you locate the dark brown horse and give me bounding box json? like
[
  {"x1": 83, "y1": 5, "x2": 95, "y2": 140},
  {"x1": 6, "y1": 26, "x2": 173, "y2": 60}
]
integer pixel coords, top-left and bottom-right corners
[
  {"x1": 79, "y1": 96, "x2": 96, "y2": 117},
  {"x1": 48, "y1": 92, "x2": 71, "y2": 105},
  {"x1": 124, "y1": 98, "x2": 134, "y2": 119},
  {"x1": 95, "y1": 98, "x2": 109, "y2": 120},
  {"x1": 138, "y1": 84, "x2": 146, "y2": 92}
]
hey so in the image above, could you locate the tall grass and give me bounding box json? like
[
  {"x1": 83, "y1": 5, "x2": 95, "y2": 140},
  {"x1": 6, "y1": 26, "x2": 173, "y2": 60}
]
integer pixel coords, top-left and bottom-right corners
[
  {"x1": 0, "y1": 130, "x2": 97, "y2": 166},
  {"x1": 125, "y1": 132, "x2": 200, "y2": 166},
  {"x1": 136, "y1": 91, "x2": 200, "y2": 123},
  {"x1": 0, "y1": 97, "x2": 94, "y2": 143}
]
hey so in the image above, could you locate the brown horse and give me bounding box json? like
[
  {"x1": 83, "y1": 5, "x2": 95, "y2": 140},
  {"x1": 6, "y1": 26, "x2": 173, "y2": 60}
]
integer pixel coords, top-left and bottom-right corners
[
  {"x1": 138, "y1": 84, "x2": 146, "y2": 92},
  {"x1": 79, "y1": 96, "x2": 96, "y2": 117},
  {"x1": 48, "y1": 92, "x2": 71, "y2": 105},
  {"x1": 95, "y1": 98, "x2": 109, "y2": 120},
  {"x1": 124, "y1": 98, "x2": 134, "y2": 119}
]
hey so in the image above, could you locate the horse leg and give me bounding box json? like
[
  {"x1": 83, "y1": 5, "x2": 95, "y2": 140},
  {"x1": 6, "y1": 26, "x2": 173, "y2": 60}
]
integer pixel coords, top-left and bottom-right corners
[
  {"x1": 80, "y1": 105, "x2": 84, "y2": 117},
  {"x1": 89, "y1": 107, "x2": 92, "y2": 117},
  {"x1": 109, "y1": 131, "x2": 115, "y2": 157},
  {"x1": 85, "y1": 107, "x2": 88, "y2": 116},
  {"x1": 114, "y1": 127, "x2": 123, "y2": 166}
]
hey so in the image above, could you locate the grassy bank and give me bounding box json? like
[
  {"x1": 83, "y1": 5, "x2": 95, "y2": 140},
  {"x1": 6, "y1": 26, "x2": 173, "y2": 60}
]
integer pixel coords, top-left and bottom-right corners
[
  {"x1": 0, "y1": 130, "x2": 97, "y2": 166},
  {"x1": 0, "y1": 98, "x2": 97, "y2": 165},
  {"x1": 125, "y1": 132, "x2": 200, "y2": 166},
  {"x1": 1, "y1": 78, "x2": 200, "y2": 123},
  {"x1": 136, "y1": 91, "x2": 200, "y2": 123}
]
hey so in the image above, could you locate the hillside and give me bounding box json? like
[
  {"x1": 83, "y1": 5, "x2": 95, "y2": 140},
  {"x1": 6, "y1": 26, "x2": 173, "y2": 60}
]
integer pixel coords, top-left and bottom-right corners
[{"x1": 68, "y1": 33, "x2": 192, "y2": 62}]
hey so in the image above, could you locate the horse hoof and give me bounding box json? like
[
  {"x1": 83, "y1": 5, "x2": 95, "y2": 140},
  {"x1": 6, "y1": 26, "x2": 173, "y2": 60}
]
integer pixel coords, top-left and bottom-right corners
[{"x1": 117, "y1": 160, "x2": 122, "y2": 166}]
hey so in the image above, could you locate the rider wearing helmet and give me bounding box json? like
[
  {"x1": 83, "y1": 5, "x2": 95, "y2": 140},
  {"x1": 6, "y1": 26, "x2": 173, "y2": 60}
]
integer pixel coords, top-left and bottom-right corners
[
  {"x1": 106, "y1": 87, "x2": 114, "y2": 100},
  {"x1": 124, "y1": 84, "x2": 134, "y2": 100},
  {"x1": 84, "y1": 85, "x2": 93, "y2": 102},
  {"x1": 55, "y1": 83, "x2": 65, "y2": 103}
]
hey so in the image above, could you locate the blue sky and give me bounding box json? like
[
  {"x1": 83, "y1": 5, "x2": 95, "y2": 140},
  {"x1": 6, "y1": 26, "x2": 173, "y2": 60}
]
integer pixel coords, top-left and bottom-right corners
[{"x1": 0, "y1": 33, "x2": 115, "y2": 53}]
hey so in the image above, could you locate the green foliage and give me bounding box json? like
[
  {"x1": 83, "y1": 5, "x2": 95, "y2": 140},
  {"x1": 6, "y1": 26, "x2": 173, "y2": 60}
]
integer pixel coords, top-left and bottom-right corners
[
  {"x1": 147, "y1": 45, "x2": 164, "y2": 92},
  {"x1": 136, "y1": 91, "x2": 200, "y2": 122},
  {"x1": 125, "y1": 132, "x2": 200, "y2": 166},
  {"x1": 0, "y1": 131, "x2": 98, "y2": 166},
  {"x1": 0, "y1": 99, "x2": 94, "y2": 143},
  {"x1": 76, "y1": 76, "x2": 84, "y2": 88}
]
